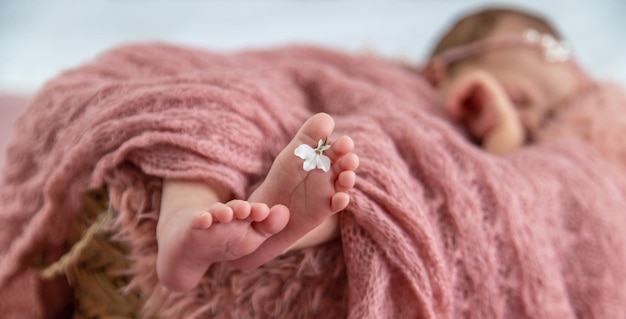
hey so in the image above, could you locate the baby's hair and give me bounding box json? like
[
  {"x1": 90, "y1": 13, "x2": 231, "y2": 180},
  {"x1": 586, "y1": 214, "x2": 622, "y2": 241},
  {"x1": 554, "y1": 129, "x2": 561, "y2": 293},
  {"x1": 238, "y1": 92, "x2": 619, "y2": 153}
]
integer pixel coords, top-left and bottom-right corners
[{"x1": 429, "y1": 7, "x2": 562, "y2": 70}]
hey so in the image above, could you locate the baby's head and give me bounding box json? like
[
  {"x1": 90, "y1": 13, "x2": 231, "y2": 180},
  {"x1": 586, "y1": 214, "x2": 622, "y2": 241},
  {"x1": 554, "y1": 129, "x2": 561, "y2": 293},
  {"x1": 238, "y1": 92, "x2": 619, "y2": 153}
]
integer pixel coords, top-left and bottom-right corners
[{"x1": 422, "y1": 7, "x2": 591, "y2": 154}]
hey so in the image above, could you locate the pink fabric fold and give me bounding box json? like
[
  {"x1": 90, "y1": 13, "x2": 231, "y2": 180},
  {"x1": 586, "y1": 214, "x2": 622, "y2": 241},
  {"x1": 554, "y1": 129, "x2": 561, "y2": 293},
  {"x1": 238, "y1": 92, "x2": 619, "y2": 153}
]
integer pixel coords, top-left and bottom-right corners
[{"x1": 1, "y1": 43, "x2": 626, "y2": 318}]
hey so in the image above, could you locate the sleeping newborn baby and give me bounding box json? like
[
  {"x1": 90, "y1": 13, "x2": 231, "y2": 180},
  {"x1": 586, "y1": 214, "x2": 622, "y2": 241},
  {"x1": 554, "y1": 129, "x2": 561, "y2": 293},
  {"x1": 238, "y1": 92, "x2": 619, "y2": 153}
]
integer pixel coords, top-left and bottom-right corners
[{"x1": 421, "y1": 7, "x2": 593, "y2": 156}]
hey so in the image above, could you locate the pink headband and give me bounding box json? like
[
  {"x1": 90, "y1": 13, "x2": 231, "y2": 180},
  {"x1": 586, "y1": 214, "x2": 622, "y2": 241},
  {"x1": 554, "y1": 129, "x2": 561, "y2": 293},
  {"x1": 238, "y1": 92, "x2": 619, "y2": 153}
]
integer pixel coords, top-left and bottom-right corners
[{"x1": 436, "y1": 29, "x2": 572, "y2": 65}]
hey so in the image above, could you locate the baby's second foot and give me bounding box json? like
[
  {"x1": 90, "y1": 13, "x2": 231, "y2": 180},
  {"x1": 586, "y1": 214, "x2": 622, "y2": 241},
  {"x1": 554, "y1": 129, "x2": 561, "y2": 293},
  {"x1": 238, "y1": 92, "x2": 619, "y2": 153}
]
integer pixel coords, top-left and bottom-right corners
[
  {"x1": 157, "y1": 200, "x2": 288, "y2": 291},
  {"x1": 229, "y1": 113, "x2": 359, "y2": 270}
]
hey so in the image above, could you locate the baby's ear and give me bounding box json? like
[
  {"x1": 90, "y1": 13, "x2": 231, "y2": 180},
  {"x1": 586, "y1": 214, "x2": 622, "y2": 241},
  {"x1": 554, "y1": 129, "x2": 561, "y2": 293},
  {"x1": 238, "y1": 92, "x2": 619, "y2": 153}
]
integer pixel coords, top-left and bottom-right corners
[{"x1": 421, "y1": 58, "x2": 447, "y2": 87}]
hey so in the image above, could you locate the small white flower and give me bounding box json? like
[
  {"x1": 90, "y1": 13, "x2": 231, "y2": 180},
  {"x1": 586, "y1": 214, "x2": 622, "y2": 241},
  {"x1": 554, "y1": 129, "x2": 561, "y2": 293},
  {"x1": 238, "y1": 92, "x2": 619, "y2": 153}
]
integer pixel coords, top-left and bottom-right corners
[
  {"x1": 524, "y1": 28, "x2": 572, "y2": 62},
  {"x1": 294, "y1": 138, "x2": 331, "y2": 172}
]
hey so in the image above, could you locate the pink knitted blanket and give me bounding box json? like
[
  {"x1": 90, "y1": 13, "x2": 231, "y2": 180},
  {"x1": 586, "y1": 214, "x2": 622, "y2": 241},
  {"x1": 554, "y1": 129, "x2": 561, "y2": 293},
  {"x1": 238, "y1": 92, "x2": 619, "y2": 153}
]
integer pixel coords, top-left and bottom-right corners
[
  {"x1": 1, "y1": 44, "x2": 626, "y2": 318},
  {"x1": 536, "y1": 82, "x2": 626, "y2": 174}
]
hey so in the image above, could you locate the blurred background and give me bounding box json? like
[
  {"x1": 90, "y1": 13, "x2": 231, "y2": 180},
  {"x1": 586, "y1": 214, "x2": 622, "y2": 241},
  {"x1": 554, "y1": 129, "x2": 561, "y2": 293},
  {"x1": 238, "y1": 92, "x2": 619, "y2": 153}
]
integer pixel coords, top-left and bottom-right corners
[
  {"x1": 0, "y1": 0, "x2": 624, "y2": 168},
  {"x1": 1, "y1": 0, "x2": 625, "y2": 94}
]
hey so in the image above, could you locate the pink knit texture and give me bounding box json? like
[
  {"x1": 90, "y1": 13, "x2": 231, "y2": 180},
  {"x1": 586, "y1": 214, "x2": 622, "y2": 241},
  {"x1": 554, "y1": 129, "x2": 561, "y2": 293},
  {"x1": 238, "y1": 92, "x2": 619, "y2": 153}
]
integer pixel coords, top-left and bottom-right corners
[
  {"x1": 536, "y1": 82, "x2": 626, "y2": 174},
  {"x1": 1, "y1": 43, "x2": 626, "y2": 318}
]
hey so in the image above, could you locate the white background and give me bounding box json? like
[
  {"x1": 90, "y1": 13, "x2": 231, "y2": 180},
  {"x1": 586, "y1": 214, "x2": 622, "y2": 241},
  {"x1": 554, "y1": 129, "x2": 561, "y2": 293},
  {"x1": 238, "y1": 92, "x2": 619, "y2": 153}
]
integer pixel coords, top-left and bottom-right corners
[{"x1": 1, "y1": 0, "x2": 625, "y2": 93}]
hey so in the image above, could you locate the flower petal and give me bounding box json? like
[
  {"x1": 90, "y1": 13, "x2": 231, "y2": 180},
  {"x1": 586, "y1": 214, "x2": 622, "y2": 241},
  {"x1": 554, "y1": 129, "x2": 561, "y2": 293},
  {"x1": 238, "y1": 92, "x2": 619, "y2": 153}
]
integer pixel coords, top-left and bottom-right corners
[
  {"x1": 317, "y1": 139, "x2": 324, "y2": 148},
  {"x1": 316, "y1": 154, "x2": 331, "y2": 172},
  {"x1": 294, "y1": 144, "x2": 314, "y2": 160},
  {"x1": 303, "y1": 156, "x2": 317, "y2": 171}
]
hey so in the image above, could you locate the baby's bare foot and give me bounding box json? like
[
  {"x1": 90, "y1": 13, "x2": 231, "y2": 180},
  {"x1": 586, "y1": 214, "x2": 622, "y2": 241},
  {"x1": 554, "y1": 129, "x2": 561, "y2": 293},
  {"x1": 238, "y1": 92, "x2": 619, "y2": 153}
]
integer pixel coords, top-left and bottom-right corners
[
  {"x1": 157, "y1": 200, "x2": 288, "y2": 291},
  {"x1": 229, "y1": 113, "x2": 359, "y2": 270}
]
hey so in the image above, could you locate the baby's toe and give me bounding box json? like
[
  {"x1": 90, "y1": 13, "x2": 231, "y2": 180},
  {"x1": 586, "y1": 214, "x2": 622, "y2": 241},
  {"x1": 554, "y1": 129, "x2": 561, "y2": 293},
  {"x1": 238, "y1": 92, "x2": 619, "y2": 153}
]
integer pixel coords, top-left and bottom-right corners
[
  {"x1": 209, "y1": 203, "x2": 234, "y2": 223},
  {"x1": 335, "y1": 171, "x2": 356, "y2": 192},
  {"x1": 330, "y1": 192, "x2": 350, "y2": 213},
  {"x1": 332, "y1": 152, "x2": 359, "y2": 174},
  {"x1": 252, "y1": 204, "x2": 289, "y2": 236},
  {"x1": 191, "y1": 212, "x2": 213, "y2": 229},
  {"x1": 295, "y1": 113, "x2": 335, "y2": 147},
  {"x1": 249, "y1": 203, "x2": 271, "y2": 222},
  {"x1": 326, "y1": 136, "x2": 354, "y2": 160},
  {"x1": 229, "y1": 200, "x2": 252, "y2": 220}
]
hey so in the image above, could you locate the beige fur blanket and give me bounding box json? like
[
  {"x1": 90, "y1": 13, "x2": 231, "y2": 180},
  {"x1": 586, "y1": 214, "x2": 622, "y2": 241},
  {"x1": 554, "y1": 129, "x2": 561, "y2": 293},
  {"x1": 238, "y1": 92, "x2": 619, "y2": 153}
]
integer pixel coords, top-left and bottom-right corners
[{"x1": 1, "y1": 43, "x2": 626, "y2": 318}]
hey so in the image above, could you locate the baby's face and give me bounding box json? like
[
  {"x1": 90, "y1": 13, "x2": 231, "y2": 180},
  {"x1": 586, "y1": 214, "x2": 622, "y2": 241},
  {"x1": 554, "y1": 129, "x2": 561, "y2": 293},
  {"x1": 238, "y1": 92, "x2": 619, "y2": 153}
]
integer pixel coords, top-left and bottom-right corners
[
  {"x1": 460, "y1": 17, "x2": 585, "y2": 134},
  {"x1": 463, "y1": 44, "x2": 579, "y2": 133}
]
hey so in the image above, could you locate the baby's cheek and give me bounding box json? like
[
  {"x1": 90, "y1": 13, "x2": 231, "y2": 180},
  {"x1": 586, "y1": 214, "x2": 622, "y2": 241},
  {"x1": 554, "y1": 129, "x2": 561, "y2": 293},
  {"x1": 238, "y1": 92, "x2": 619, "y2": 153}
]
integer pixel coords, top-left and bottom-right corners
[{"x1": 545, "y1": 66, "x2": 577, "y2": 103}]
